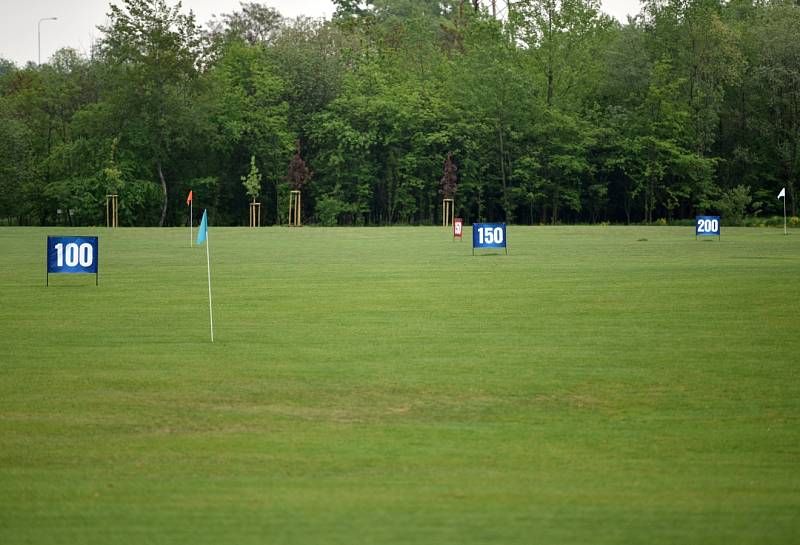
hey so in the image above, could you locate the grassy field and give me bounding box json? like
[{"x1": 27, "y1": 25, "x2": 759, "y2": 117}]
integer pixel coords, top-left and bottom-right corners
[{"x1": 0, "y1": 225, "x2": 798, "y2": 544}]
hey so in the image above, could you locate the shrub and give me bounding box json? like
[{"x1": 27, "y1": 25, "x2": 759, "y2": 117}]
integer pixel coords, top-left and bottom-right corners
[
  {"x1": 316, "y1": 193, "x2": 349, "y2": 226},
  {"x1": 716, "y1": 185, "x2": 752, "y2": 225}
]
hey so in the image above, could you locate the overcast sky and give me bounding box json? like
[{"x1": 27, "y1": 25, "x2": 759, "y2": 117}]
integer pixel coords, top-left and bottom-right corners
[{"x1": 0, "y1": 0, "x2": 642, "y2": 67}]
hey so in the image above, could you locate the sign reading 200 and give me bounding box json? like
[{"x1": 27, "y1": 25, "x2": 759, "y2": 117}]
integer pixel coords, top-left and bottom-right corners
[{"x1": 695, "y1": 216, "x2": 721, "y2": 237}]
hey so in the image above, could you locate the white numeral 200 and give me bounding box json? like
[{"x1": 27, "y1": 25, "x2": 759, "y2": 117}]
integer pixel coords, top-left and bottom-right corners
[
  {"x1": 54, "y1": 242, "x2": 93, "y2": 267},
  {"x1": 697, "y1": 219, "x2": 719, "y2": 233}
]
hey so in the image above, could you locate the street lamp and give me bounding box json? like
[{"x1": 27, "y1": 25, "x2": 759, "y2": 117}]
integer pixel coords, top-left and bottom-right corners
[{"x1": 38, "y1": 17, "x2": 58, "y2": 65}]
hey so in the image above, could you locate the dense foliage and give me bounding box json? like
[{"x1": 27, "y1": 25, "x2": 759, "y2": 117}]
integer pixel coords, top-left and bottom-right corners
[{"x1": 1, "y1": 0, "x2": 797, "y2": 226}]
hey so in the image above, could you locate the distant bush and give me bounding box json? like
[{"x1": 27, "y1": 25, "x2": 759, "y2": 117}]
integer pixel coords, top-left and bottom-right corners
[
  {"x1": 316, "y1": 194, "x2": 348, "y2": 226},
  {"x1": 739, "y1": 216, "x2": 797, "y2": 228},
  {"x1": 716, "y1": 185, "x2": 752, "y2": 225}
]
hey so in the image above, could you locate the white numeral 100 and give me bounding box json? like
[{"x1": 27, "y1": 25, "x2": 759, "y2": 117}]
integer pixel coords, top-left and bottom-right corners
[
  {"x1": 54, "y1": 242, "x2": 93, "y2": 267},
  {"x1": 478, "y1": 226, "x2": 504, "y2": 244},
  {"x1": 697, "y1": 218, "x2": 719, "y2": 233}
]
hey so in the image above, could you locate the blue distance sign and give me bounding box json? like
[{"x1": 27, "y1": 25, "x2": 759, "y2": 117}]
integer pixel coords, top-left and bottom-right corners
[
  {"x1": 47, "y1": 236, "x2": 98, "y2": 285},
  {"x1": 695, "y1": 216, "x2": 720, "y2": 238},
  {"x1": 472, "y1": 223, "x2": 507, "y2": 254}
]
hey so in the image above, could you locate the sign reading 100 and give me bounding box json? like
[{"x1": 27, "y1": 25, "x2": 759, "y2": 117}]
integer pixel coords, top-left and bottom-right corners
[{"x1": 47, "y1": 236, "x2": 98, "y2": 274}]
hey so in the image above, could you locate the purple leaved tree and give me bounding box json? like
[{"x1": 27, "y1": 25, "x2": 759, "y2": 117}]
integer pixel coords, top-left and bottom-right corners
[
  {"x1": 286, "y1": 141, "x2": 312, "y2": 191},
  {"x1": 286, "y1": 141, "x2": 312, "y2": 225},
  {"x1": 440, "y1": 152, "x2": 458, "y2": 199}
]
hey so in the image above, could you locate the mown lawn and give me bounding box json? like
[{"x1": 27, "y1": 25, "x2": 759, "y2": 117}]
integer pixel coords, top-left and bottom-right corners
[{"x1": 1, "y1": 225, "x2": 798, "y2": 544}]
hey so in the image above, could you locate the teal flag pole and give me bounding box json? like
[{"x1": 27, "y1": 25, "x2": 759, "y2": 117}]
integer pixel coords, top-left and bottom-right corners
[{"x1": 196, "y1": 210, "x2": 214, "y2": 342}]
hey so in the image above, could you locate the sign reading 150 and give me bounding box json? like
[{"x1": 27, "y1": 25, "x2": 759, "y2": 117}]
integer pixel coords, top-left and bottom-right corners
[
  {"x1": 472, "y1": 223, "x2": 507, "y2": 254},
  {"x1": 476, "y1": 225, "x2": 505, "y2": 245},
  {"x1": 52, "y1": 241, "x2": 95, "y2": 267}
]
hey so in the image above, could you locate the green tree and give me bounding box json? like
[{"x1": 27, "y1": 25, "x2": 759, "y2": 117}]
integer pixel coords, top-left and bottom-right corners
[
  {"x1": 747, "y1": 2, "x2": 800, "y2": 216},
  {"x1": 268, "y1": 17, "x2": 343, "y2": 147},
  {"x1": 241, "y1": 155, "x2": 262, "y2": 202},
  {"x1": 449, "y1": 15, "x2": 535, "y2": 222},
  {"x1": 0, "y1": 96, "x2": 36, "y2": 223},
  {"x1": 99, "y1": 0, "x2": 203, "y2": 226},
  {"x1": 206, "y1": 2, "x2": 283, "y2": 48},
  {"x1": 512, "y1": 0, "x2": 613, "y2": 109},
  {"x1": 204, "y1": 40, "x2": 293, "y2": 224},
  {"x1": 716, "y1": 184, "x2": 751, "y2": 224}
]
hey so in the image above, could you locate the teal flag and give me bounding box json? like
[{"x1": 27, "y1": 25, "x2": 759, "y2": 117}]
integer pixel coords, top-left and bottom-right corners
[{"x1": 196, "y1": 210, "x2": 208, "y2": 245}]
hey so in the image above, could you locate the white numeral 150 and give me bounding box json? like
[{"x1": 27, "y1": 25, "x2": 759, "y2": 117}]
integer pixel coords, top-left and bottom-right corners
[{"x1": 478, "y1": 227, "x2": 504, "y2": 244}]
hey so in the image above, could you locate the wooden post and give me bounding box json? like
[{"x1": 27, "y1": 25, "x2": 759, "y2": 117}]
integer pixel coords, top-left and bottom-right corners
[
  {"x1": 442, "y1": 198, "x2": 454, "y2": 227},
  {"x1": 249, "y1": 202, "x2": 261, "y2": 227},
  {"x1": 289, "y1": 190, "x2": 302, "y2": 226},
  {"x1": 106, "y1": 194, "x2": 118, "y2": 228}
]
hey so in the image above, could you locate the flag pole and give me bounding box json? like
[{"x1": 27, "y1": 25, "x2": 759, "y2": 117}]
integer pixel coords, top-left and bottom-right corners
[
  {"x1": 190, "y1": 199, "x2": 193, "y2": 246},
  {"x1": 206, "y1": 229, "x2": 214, "y2": 342}
]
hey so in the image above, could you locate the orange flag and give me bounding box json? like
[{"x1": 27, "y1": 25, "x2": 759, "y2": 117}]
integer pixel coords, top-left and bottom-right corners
[{"x1": 186, "y1": 190, "x2": 193, "y2": 205}]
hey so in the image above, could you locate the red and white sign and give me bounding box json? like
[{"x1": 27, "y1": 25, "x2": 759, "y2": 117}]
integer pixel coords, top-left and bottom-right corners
[{"x1": 454, "y1": 218, "x2": 463, "y2": 239}]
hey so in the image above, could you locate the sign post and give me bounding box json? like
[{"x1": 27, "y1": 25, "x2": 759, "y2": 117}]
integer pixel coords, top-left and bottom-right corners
[
  {"x1": 46, "y1": 236, "x2": 98, "y2": 286},
  {"x1": 472, "y1": 223, "x2": 507, "y2": 255},
  {"x1": 695, "y1": 216, "x2": 721, "y2": 240}
]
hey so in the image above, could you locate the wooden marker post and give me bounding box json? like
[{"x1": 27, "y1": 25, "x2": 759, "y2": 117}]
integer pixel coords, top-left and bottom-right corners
[
  {"x1": 249, "y1": 202, "x2": 261, "y2": 227},
  {"x1": 105, "y1": 194, "x2": 118, "y2": 228},
  {"x1": 442, "y1": 198, "x2": 454, "y2": 227},
  {"x1": 289, "y1": 190, "x2": 302, "y2": 226}
]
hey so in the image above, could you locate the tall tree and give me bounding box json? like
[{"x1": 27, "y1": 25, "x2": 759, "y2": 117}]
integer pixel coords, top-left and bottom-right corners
[
  {"x1": 204, "y1": 41, "x2": 293, "y2": 224},
  {"x1": 748, "y1": 1, "x2": 800, "y2": 216},
  {"x1": 512, "y1": 0, "x2": 612, "y2": 109},
  {"x1": 99, "y1": 0, "x2": 203, "y2": 226},
  {"x1": 206, "y1": 2, "x2": 284, "y2": 49},
  {"x1": 0, "y1": 95, "x2": 36, "y2": 223},
  {"x1": 440, "y1": 152, "x2": 458, "y2": 199},
  {"x1": 450, "y1": 16, "x2": 534, "y2": 222}
]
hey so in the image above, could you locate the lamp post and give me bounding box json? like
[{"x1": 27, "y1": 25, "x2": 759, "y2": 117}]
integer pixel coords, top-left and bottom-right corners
[{"x1": 38, "y1": 17, "x2": 58, "y2": 65}]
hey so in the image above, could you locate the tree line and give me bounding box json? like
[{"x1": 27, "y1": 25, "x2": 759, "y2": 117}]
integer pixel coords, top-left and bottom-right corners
[{"x1": 1, "y1": 0, "x2": 798, "y2": 227}]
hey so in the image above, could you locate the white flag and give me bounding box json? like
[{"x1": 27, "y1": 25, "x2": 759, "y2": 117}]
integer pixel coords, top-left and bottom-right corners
[{"x1": 778, "y1": 187, "x2": 785, "y2": 199}]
